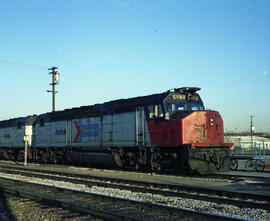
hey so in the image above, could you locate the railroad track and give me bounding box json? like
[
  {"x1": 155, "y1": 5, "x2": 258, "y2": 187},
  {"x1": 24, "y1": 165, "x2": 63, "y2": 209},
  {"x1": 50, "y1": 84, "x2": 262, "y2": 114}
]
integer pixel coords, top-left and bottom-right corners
[
  {"x1": 0, "y1": 177, "x2": 137, "y2": 221},
  {"x1": 204, "y1": 172, "x2": 270, "y2": 181},
  {"x1": 0, "y1": 165, "x2": 269, "y2": 210},
  {"x1": 0, "y1": 164, "x2": 269, "y2": 220},
  {"x1": 0, "y1": 176, "x2": 241, "y2": 221},
  {"x1": 0, "y1": 186, "x2": 100, "y2": 221}
]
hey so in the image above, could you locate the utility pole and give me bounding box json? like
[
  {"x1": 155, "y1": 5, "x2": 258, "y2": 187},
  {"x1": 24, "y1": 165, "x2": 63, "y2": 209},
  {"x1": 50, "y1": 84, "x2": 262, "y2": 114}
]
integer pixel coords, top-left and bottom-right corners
[
  {"x1": 250, "y1": 115, "x2": 254, "y2": 149},
  {"x1": 24, "y1": 136, "x2": 28, "y2": 166},
  {"x1": 47, "y1": 67, "x2": 59, "y2": 112}
]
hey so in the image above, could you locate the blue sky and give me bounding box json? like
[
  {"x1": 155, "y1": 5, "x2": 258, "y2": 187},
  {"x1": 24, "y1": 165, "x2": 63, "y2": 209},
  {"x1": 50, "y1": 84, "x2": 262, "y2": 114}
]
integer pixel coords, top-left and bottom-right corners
[{"x1": 0, "y1": 0, "x2": 269, "y2": 132}]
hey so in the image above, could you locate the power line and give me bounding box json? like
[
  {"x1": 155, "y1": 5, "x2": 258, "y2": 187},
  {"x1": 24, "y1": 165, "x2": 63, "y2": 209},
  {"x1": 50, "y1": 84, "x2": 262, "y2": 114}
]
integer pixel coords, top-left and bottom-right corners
[
  {"x1": 255, "y1": 116, "x2": 270, "y2": 118},
  {"x1": 0, "y1": 59, "x2": 46, "y2": 69}
]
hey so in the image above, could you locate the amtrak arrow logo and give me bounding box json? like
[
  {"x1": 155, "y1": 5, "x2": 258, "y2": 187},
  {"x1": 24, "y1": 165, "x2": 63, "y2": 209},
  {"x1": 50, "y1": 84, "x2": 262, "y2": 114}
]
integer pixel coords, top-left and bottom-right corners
[
  {"x1": 73, "y1": 121, "x2": 82, "y2": 143},
  {"x1": 73, "y1": 121, "x2": 99, "y2": 143}
]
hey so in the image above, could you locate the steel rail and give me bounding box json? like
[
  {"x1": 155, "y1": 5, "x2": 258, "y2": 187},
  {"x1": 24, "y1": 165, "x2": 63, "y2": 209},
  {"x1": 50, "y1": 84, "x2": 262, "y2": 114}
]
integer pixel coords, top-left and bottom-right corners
[
  {"x1": 0, "y1": 184, "x2": 139, "y2": 221},
  {"x1": 0, "y1": 176, "x2": 243, "y2": 221},
  {"x1": 0, "y1": 165, "x2": 269, "y2": 211},
  {"x1": 201, "y1": 172, "x2": 270, "y2": 181}
]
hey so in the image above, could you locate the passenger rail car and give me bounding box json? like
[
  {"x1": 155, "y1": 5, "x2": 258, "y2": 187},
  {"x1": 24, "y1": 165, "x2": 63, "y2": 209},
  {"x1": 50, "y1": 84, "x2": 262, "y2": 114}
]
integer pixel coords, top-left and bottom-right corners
[{"x1": 0, "y1": 87, "x2": 231, "y2": 174}]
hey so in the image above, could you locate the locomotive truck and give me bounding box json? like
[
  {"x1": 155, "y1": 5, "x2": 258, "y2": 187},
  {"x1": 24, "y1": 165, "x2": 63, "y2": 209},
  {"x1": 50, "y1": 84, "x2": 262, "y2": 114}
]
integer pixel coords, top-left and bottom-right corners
[{"x1": 0, "y1": 87, "x2": 231, "y2": 174}]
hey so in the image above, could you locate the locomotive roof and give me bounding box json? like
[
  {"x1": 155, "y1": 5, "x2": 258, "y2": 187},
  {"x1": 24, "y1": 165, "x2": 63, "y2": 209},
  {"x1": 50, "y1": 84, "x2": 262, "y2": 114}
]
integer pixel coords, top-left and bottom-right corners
[
  {"x1": 0, "y1": 116, "x2": 30, "y2": 128},
  {"x1": 0, "y1": 87, "x2": 203, "y2": 126},
  {"x1": 36, "y1": 91, "x2": 169, "y2": 122}
]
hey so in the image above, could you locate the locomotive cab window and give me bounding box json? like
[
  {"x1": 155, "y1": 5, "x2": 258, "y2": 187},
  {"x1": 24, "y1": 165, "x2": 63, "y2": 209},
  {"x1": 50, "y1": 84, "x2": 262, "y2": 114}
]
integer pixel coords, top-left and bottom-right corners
[
  {"x1": 165, "y1": 103, "x2": 188, "y2": 115},
  {"x1": 148, "y1": 105, "x2": 154, "y2": 119},
  {"x1": 164, "y1": 92, "x2": 205, "y2": 118},
  {"x1": 148, "y1": 104, "x2": 164, "y2": 119},
  {"x1": 190, "y1": 103, "x2": 204, "y2": 111}
]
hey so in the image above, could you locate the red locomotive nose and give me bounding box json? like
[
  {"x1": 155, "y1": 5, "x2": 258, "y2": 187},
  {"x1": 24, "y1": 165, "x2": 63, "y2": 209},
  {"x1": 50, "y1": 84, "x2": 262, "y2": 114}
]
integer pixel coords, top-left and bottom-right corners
[
  {"x1": 147, "y1": 110, "x2": 226, "y2": 148},
  {"x1": 181, "y1": 110, "x2": 224, "y2": 147}
]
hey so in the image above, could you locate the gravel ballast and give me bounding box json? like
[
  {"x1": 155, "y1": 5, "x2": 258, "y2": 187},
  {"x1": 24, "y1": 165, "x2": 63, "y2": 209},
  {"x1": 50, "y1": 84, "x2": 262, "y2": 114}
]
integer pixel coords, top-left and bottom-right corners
[
  {"x1": 0, "y1": 190, "x2": 101, "y2": 221},
  {"x1": 0, "y1": 172, "x2": 269, "y2": 221}
]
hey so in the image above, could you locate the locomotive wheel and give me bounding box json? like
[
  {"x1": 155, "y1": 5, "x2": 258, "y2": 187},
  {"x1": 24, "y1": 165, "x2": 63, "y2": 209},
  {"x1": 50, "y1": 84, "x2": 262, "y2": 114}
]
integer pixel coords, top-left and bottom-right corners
[
  {"x1": 255, "y1": 159, "x2": 265, "y2": 172},
  {"x1": 151, "y1": 161, "x2": 162, "y2": 172},
  {"x1": 112, "y1": 152, "x2": 124, "y2": 167},
  {"x1": 135, "y1": 163, "x2": 141, "y2": 171},
  {"x1": 230, "y1": 159, "x2": 238, "y2": 170},
  {"x1": 16, "y1": 150, "x2": 24, "y2": 162},
  {"x1": 151, "y1": 154, "x2": 162, "y2": 172}
]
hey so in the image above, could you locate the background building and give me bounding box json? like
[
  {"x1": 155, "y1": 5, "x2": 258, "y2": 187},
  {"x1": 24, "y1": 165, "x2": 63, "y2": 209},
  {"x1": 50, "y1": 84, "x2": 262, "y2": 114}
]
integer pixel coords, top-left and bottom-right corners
[{"x1": 225, "y1": 135, "x2": 270, "y2": 155}]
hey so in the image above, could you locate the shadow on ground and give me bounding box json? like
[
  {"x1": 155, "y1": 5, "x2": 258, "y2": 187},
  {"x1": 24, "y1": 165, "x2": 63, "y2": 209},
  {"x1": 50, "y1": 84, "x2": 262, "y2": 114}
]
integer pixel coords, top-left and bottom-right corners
[{"x1": 0, "y1": 187, "x2": 16, "y2": 221}]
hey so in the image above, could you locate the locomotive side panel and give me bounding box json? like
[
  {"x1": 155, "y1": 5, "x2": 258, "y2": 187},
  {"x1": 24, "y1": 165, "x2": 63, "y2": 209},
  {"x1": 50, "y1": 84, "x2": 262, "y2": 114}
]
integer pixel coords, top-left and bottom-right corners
[
  {"x1": 101, "y1": 111, "x2": 150, "y2": 148},
  {"x1": 35, "y1": 117, "x2": 101, "y2": 149},
  {"x1": 55, "y1": 121, "x2": 68, "y2": 146},
  {"x1": 35, "y1": 121, "x2": 52, "y2": 148},
  {"x1": 71, "y1": 117, "x2": 101, "y2": 148},
  {"x1": 35, "y1": 113, "x2": 140, "y2": 149},
  {"x1": 101, "y1": 114, "x2": 113, "y2": 147},
  {"x1": 147, "y1": 119, "x2": 182, "y2": 147},
  {"x1": 135, "y1": 107, "x2": 152, "y2": 147},
  {"x1": 0, "y1": 127, "x2": 12, "y2": 147},
  {"x1": 0, "y1": 117, "x2": 30, "y2": 161},
  {"x1": 14, "y1": 126, "x2": 25, "y2": 147},
  {"x1": 0, "y1": 126, "x2": 24, "y2": 148},
  {"x1": 111, "y1": 112, "x2": 136, "y2": 147},
  {"x1": 37, "y1": 121, "x2": 67, "y2": 148}
]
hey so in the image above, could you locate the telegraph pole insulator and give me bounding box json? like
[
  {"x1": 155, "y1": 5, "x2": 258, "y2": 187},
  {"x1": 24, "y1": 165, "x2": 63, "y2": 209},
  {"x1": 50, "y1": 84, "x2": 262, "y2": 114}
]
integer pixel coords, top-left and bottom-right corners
[{"x1": 47, "y1": 67, "x2": 60, "y2": 112}]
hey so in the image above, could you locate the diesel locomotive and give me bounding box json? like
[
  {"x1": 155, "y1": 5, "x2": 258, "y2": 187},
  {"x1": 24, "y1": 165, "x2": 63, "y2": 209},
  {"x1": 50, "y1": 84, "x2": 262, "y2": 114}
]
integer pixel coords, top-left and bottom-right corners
[{"x1": 0, "y1": 87, "x2": 231, "y2": 174}]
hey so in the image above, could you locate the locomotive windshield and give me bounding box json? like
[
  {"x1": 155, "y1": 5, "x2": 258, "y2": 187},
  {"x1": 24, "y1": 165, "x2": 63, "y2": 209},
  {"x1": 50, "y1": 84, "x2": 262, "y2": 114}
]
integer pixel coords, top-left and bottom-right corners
[
  {"x1": 163, "y1": 92, "x2": 204, "y2": 117},
  {"x1": 165, "y1": 103, "x2": 203, "y2": 113}
]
